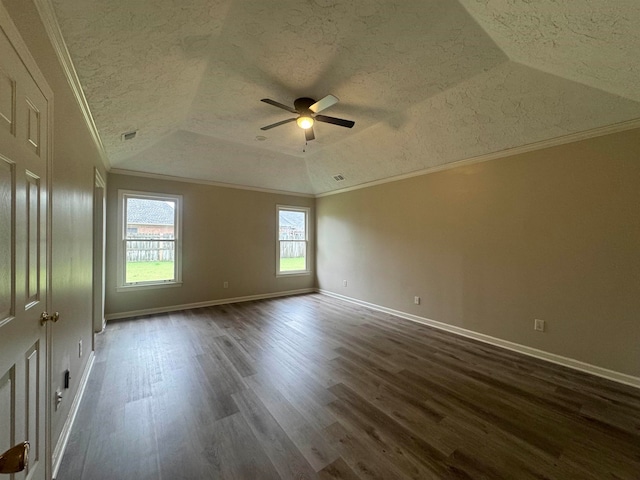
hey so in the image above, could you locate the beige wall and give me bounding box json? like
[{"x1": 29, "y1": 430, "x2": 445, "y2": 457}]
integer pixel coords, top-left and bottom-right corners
[
  {"x1": 105, "y1": 174, "x2": 315, "y2": 316},
  {"x1": 4, "y1": 0, "x2": 108, "y2": 448},
  {"x1": 317, "y1": 128, "x2": 640, "y2": 377}
]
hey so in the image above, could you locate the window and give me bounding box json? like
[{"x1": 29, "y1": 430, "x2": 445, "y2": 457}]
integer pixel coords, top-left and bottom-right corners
[
  {"x1": 277, "y1": 205, "x2": 310, "y2": 275},
  {"x1": 117, "y1": 190, "x2": 182, "y2": 290}
]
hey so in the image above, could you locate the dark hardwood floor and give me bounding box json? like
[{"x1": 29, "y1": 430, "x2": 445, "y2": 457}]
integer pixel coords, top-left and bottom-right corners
[{"x1": 56, "y1": 294, "x2": 640, "y2": 479}]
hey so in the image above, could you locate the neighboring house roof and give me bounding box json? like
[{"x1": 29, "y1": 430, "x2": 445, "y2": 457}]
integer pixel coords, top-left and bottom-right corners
[{"x1": 127, "y1": 198, "x2": 175, "y2": 225}]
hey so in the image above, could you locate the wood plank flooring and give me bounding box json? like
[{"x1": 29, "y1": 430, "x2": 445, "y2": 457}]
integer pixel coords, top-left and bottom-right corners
[{"x1": 56, "y1": 294, "x2": 640, "y2": 479}]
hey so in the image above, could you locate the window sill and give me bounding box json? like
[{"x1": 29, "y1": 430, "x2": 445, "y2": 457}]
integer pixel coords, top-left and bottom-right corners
[
  {"x1": 276, "y1": 271, "x2": 312, "y2": 278},
  {"x1": 116, "y1": 281, "x2": 183, "y2": 293}
]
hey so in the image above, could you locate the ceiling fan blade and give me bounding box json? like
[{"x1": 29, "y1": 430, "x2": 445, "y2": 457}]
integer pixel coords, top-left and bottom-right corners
[
  {"x1": 260, "y1": 118, "x2": 296, "y2": 130},
  {"x1": 315, "y1": 114, "x2": 355, "y2": 128},
  {"x1": 261, "y1": 98, "x2": 297, "y2": 114},
  {"x1": 305, "y1": 126, "x2": 315, "y2": 141},
  {"x1": 309, "y1": 94, "x2": 339, "y2": 114}
]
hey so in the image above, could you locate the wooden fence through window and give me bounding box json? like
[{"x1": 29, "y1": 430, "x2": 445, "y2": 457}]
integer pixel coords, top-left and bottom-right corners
[{"x1": 126, "y1": 237, "x2": 175, "y2": 262}]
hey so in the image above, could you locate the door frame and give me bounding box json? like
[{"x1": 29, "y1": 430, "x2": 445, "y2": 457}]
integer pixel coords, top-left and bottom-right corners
[{"x1": 93, "y1": 168, "x2": 106, "y2": 338}]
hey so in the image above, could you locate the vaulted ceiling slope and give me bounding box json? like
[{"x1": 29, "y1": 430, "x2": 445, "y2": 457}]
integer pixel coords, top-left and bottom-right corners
[{"x1": 50, "y1": 0, "x2": 640, "y2": 195}]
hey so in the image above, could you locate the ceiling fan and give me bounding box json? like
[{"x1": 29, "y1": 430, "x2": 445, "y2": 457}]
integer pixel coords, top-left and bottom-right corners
[{"x1": 260, "y1": 94, "x2": 355, "y2": 141}]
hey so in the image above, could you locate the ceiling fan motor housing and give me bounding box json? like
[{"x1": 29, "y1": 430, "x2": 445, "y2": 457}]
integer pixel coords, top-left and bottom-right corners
[{"x1": 294, "y1": 97, "x2": 316, "y2": 114}]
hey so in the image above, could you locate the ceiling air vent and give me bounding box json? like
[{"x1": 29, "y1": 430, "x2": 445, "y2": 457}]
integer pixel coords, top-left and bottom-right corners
[
  {"x1": 333, "y1": 174, "x2": 345, "y2": 182},
  {"x1": 121, "y1": 130, "x2": 137, "y2": 141}
]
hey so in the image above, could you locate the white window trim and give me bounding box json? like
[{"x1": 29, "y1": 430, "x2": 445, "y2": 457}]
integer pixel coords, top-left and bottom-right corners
[
  {"x1": 276, "y1": 205, "x2": 311, "y2": 277},
  {"x1": 116, "y1": 190, "x2": 183, "y2": 292}
]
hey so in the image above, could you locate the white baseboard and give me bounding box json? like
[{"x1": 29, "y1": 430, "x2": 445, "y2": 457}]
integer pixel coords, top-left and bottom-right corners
[
  {"x1": 52, "y1": 351, "x2": 95, "y2": 479},
  {"x1": 318, "y1": 289, "x2": 640, "y2": 389},
  {"x1": 104, "y1": 288, "x2": 316, "y2": 321}
]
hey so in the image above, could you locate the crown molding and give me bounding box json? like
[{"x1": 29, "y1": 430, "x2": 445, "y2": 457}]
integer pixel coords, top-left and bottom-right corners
[
  {"x1": 106, "y1": 113, "x2": 640, "y2": 199},
  {"x1": 109, "y1": 168, "x2": 315, "y2": 198},
  {"x1": 316, "y1": 117, "x2": 640, "y2": 198},
  {"x1": 33, "y1": 0, "x2": 111, "y2": 170}
]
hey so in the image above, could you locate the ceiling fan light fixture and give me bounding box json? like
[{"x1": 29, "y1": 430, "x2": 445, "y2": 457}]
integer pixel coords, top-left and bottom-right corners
[{"x1": 296, "y1": 116, "x2": 314, "y2": 130}]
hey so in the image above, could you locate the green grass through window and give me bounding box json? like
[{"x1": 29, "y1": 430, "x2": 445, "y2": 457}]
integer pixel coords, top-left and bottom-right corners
[
  {"x1": 126, "y1": 258, "x2": 306, "y2": 283},
  {"x1": 126, "y1": 261, "x2": 175, "y2": 283},
  {"x1": 280, "y1": 256, "x2": 306, "y2": 272}
]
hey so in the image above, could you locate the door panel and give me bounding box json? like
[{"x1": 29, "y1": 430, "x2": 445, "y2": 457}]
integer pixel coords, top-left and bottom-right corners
[
  {"x1": 26, "y1": 172, "x2": 40, "y2": 307},
  {"x1": 0, "y1": 64, "x2": 15, "y2": 135},
  {"x1": 25, "y1": 99, "x2": 40, "y2": 156},
  {"x1": 0, "y1": 7, "x2": 50, "y2": 480},
  {"x1": 0, "y1": 369, "x2": 14, "y2": 454},
  {"x1": 26, "y1": 343, "x2": 40, "y2": 467},
  {"x1": 0, "y1": 158, "x2": 13, "y2": 321}
]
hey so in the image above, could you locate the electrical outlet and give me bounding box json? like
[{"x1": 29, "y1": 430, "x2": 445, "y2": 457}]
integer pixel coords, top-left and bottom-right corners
[
  {"x1": 223, "y1": 281, "x2": 229, "y2": 288},
  {"x1": 78, "y1": 339, "x2": 83, "y2": 357},
  {"x1": 414, "y1": 296, "x2": 420, "y2": 305},
  {"x1": 534, "y1": 319, "x2": 545, "y2": 332},
  {"x1": 343, "y1": 280, "x2": 348, "y2": 287}
]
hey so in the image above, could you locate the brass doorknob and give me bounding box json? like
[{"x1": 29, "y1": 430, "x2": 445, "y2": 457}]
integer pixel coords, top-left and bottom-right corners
[
  {"x1": 40, "y1": 311, "x2": 60, "y2": 326},
  {"x1": 0, "y1": 441, "x2": 29, "y2": 474}
]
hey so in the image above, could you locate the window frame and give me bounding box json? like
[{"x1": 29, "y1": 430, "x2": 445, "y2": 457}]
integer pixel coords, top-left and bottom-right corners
[
  {"x1": 276, "y1": 205, "x2": 311, "y2": 277},
  {"x1": 116, "y1": 190, "x2": 183, "y2": 291}
]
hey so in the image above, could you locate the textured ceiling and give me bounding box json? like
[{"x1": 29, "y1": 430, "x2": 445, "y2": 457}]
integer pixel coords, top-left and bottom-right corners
[{"x1": 51, "y1": 0, "x2": 640, "y2": 194}]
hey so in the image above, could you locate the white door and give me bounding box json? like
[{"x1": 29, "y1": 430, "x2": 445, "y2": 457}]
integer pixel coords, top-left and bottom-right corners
[{"x1": 0, "y1": 4, "x2": 51, "y2": 480}]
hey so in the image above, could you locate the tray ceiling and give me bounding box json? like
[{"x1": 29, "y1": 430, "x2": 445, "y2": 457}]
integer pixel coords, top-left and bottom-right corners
[{"x1": 50, "y1": 0, "x2": 640, "y2": 194}]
